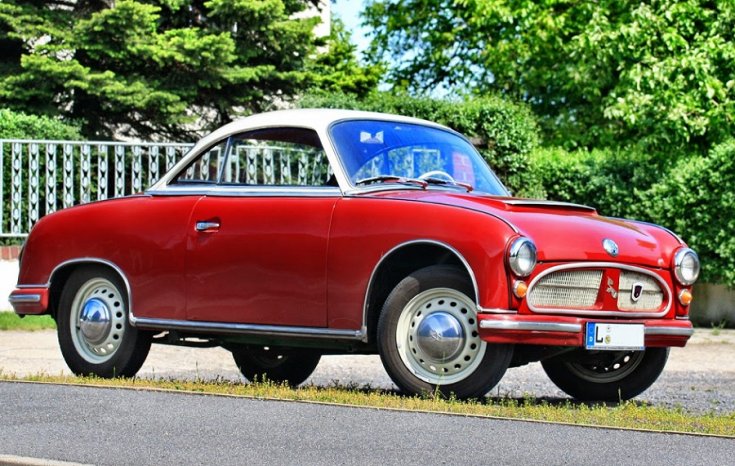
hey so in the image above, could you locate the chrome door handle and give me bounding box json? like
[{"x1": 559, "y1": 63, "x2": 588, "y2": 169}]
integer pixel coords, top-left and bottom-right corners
[{"x1": 195, "y1": 221, "x2": 220, "y2": 232}]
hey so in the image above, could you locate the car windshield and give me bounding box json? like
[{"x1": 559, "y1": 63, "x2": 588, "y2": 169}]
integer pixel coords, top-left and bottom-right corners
[{"x1": 330, "y1": 120, "x2": 509, "y2": 195}]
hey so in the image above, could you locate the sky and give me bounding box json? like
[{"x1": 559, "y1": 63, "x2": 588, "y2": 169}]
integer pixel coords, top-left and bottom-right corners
[{"x1": 332, "y1": 0, "x2": 371, "y2": 54}]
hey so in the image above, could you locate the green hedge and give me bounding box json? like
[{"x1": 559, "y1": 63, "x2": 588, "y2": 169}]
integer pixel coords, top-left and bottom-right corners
[
  {"x1": 528, "y1": 144, "x2": 733, "y2": 286},
  {"x1": 0, "y1": 109, "x2": 81, "y2": 140},
  {"x1": 528, "y1": 147, "x2": 671, "y2": 219},
  {"x1": 640, "y1": 140, "x2": 735, "y2": 286},
  {"x1": 299, "y1": 92, "x2": 542, "y2": 197}
]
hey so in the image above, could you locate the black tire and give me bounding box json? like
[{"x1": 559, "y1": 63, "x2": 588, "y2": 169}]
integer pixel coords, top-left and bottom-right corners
[
  {"x1": 541, "y1": 348, "x2": 669, "y2": 401},
  {"x1": 57, "y1": 266, "x2": 152, "y2": 378},
  {"x1": 377, "y1": 265, "x2": 513, "y2": 399},
  {"x1": 231, "y1": 346, "x2": 321, "y2": 387}
]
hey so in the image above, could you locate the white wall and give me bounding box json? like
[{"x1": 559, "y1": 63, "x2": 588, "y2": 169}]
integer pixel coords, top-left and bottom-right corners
[{"x1": 0, "y1": 260, "x2": 19, "y2": 311}]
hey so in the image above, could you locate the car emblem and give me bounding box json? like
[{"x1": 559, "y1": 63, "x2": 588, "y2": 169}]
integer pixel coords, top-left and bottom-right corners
[
  {"x1": 605, "y1": 277, "x2": 618, "y2": 299},
  {"x1": 602, "y1": 238, "x2": 619, "y2": 257},
  {"x1": 631, "y1": 282, "x2": 644, "y2": 302}
]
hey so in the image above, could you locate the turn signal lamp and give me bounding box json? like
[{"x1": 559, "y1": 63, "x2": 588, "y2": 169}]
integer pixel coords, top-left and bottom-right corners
[
  {"x1": 513, "y1": 280, "x2": 528, "y2": 299},
  {"x1": 679, "y1": 289, "x2": 693, "y2": 306}
]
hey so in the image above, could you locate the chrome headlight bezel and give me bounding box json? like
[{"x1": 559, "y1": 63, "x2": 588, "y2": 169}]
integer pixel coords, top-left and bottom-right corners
[
  {"x1": 673, "y1": 248, "x2": 700, "y2": 286},
  {"x1": 508, "y1": 237, "x2": 537, "y2": 277}
]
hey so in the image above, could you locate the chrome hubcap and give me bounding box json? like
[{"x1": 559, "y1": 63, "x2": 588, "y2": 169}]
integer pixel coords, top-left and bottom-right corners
[
  {"x1": 397, "y1": 288, "x2": 486, "y2": 384},
  {"x1": 79, "y1": 298, "x2": 111, "y2": 345},
  {"x1": 415, "y1": 312, "x2": 465, "y2": 361},
  {"x1": 70, "y1": 277, "x2": 127, "y2": 364}
]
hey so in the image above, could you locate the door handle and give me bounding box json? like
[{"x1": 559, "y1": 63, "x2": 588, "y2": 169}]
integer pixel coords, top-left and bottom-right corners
[{"x1": 195, "y1": 220, "x2": 220, "y2": 232}]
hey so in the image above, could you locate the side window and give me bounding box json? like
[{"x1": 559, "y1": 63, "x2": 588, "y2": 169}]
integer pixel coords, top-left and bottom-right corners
[
  {"x1": 221, "y1": 128, "x2": 333, "y2": 187},
  {"x1": 172, "y1": 140, "x2": 227, "y2": 184}
]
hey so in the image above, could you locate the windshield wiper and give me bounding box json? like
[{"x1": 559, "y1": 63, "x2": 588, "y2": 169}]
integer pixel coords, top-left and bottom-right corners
[
  {"x1": 355, "y1": 175, "x2": 428, "y2": 189},
  {"x1": 421, "y1": 177, "x2": 474, "y2": 192}
]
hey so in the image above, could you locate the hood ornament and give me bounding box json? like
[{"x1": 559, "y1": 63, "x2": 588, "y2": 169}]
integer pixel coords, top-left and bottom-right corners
[{"x1": 602, "y1": 238, "x2": 619, "y2": 257}]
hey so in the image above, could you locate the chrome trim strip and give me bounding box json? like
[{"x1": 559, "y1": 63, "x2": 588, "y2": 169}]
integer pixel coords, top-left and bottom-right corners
[
  {"x1": 132, "y1": 317, "x2": 365, "y2": 340},
  {"x1": 361, "y1": 239, "x2": 481, "y2": 339},
  {"x1": 644, "y1": 326, "x2": 694, "y2": 337},
  {"x1": 8, "y1": 294, "x2": 41, "y2": 303},
  {"x1": 148, "y1": 186, "x2": 341, "y2": 198},
  {"x1": 477, "y1": 307, "x2": 517, "y2": 315},
  {"x1": 526, "y1": 262, "x2": 673, "y2": 318},
  {"x1": 47, "y1": 258, "x2": 136, "y2": 321},
  {"x1": 43, "y1": 257, "x2": 367, "y2": 340},
  {"x1": 15, "y1": 284, "x2": 47, "y2": 289},
  {"x1": 479, "y1": 320, "x2": 582, "y2": 333},
  {"x1": 503, "y1": 199, "x2": 596, "y2": 212}
]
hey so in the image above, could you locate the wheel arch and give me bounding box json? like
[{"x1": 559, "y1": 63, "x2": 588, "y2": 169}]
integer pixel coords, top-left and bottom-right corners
[
  {"x1": 362, "y1": 240, "x2": 479, "y2": 344},
  {"x1": 49, "y1": 258, "x2": 133, "y2": 321}
]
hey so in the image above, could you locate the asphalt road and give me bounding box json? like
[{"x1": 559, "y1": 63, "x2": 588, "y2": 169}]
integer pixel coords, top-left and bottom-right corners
[
  {"x1": 2, "y1": 329, "x2": 734, "y2": 414},
  {"x1": 1, "y1": 382, "x2": 733, "y2": 466}
]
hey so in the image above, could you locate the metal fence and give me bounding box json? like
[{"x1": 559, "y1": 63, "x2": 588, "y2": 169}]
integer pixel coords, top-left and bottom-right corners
[{"x1": 0, "y1": 139, "x2": 193, "y2": 238}]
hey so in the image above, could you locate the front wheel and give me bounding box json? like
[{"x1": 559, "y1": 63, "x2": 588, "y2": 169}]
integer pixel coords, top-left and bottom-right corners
[
  {"x1": 231, "y1": 346, "x2": 321, "y2": 387},
  {"x1": 377, "y1": 265, "x2": 512, "y2": 399},
  {"x1": 57, "y1": 266, "x2": 152, "y2": 378},
  {"x1": 541, "y1": 348, "x2": 669, "y2": 401}
]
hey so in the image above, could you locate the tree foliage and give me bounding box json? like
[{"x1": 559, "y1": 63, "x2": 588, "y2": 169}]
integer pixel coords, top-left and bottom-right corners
[
  {"x1": 0, "y1": 1, "x2": 375, "y2": 139},
  {"x1": 306, "y1": 18, "x2": 383, "y2": 98},
  {"x1": 364, "y1": 0, "x2": 735, "y2": 151}
]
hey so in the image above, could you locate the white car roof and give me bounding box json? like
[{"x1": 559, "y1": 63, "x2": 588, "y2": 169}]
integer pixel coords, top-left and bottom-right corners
[
  {"x1": 150, "y1": 109, "x2": 456, "y2": 191},
  {"x1": 203, "y1": 108, "x2": 450, "y2": 141}
]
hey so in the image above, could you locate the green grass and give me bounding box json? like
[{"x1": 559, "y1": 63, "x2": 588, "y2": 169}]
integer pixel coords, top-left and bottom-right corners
[
  {"x1": 1, "y1": 373, "x2": 733, "y2": 437},
  {"x1": 0, "y1": 313, "x2": 56, "y2": 331}
]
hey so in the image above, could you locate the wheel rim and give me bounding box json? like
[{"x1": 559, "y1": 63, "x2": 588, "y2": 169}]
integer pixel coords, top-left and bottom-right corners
[
  {"x1": 250, "y1": 348, "x2": 288, "y2": 369},
  {"x1": 565, "y1": 351, "x2": 645, "y2": 383},
  {"x1": 69, "y1": 277, "x2": 127, "y2": 364},
  {"x1": 396, "y1": 288, "x2": 486, "y2": 384}
]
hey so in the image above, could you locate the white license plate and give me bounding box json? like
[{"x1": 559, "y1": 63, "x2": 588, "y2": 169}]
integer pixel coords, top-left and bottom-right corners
[{"x1": 585, "y1": 323, "x2": 644, "y2": 351}]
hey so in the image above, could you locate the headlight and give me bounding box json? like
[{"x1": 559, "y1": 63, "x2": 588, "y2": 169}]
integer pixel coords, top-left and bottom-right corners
[
  {"x1": 674, "y1": 248, "x2": 700, "y2": 285},
  {"x1": 508, "y1": 237, "x2": 537, "y2": 277}
]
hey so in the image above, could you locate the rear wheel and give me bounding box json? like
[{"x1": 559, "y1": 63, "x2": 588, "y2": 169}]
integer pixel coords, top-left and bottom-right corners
[
  {"x1": 541, "y1": 348, "x2": 669, "y2": 401},
  {"x1": 231, "y1": 346, "x2": 321, "y2": 387},
  {"x1": 377, "y1": 265, "x2": 512, "y2": 399},
  {"x1": 57, "y1": 266, "x2": 151, "y2": 378}
]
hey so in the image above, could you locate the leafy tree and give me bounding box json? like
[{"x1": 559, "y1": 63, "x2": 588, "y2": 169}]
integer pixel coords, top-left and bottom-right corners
[
  {"x1": 0, "y1": 1, "x2": 339, "y2": 139},
  {"x1": 364, "y1": 0, "x2": 735, "y2": 151},
  {"x1": 305, "y1": 17, "x2": 383, "y2": 98}
]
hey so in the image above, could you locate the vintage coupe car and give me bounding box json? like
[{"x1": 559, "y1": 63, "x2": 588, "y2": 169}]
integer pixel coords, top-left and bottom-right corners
[{"x1": 10, "y1": 109, "x2": 699, "y2": 400}]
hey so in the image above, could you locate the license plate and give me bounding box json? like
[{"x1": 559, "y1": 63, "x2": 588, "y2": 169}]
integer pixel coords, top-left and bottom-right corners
[{"x1": 585, "y1": 323, "x2": 644, "y2": 351}]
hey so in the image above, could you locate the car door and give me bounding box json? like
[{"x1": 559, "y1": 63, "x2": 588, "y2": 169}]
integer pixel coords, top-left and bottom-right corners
[{"x1": 184, "y1": 127, "x2": 339, "y2": 327}]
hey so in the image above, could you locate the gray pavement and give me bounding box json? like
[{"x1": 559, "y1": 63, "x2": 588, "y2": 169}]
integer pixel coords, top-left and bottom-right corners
[
  {"x1": 1, "y1": 382, "x2": 733, "y2": 466},
  {"x1": 1, "y1": 329, "x2": 734, "y2": 414}
]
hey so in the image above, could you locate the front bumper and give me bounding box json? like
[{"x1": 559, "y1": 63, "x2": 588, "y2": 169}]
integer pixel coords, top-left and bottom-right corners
[
  {"x1": 477, "y1": 313, "x2": 693, "y2": 348},
  {"x1": 9, "y1": 287, "x2": 49, "y2": 315}
]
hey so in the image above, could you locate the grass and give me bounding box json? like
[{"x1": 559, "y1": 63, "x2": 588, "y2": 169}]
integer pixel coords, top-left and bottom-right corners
[
  {"x1": 0, "y1": 313, "x2": 56, "y2": 331},
  {"x1": 711, "y1": 320, "x2": 729, "y2": 336},
  {"x1": 1, "y1": 372, "x2": 733, "y2": 437}
]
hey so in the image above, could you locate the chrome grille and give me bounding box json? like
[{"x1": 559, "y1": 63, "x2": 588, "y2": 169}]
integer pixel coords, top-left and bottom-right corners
[
  {"x1": 528, "y1": 270, "x2": 603, "y2": 309},
  {"x1": 617, "y1": 271, "x2": 664, "y2": 311}
]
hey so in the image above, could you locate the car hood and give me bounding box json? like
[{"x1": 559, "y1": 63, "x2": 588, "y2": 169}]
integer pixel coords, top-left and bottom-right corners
[{"x1": 364, "y1": 190, "x2": 678, "y2": 268}]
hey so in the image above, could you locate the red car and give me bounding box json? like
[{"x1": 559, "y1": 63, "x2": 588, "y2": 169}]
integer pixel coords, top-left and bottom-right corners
[{"x1": 10, "y1": 109, "x2": 699, "y2": 401}]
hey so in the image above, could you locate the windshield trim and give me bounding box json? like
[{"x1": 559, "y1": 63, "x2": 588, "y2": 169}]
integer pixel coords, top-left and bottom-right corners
[{"x1": 327, "y1": 118, "x2": 510, "y2": 197}]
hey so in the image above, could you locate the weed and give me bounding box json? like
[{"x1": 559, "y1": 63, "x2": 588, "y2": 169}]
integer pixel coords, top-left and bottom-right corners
[
  {"x1": 1, "y1": 373, "x2": 733, "y2": 437},
  {"x1": 711, "y1": 320, "x2": 728, "y2": 336}
]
